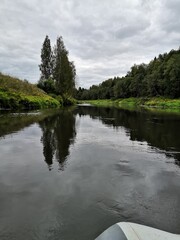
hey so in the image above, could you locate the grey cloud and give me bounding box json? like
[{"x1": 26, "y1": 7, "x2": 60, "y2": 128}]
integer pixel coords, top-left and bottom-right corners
[
  {"x1": 0, "y1": 0, "x2": 180, "y2": 88},
  {"x1": 158, "y1": 1, "x2": 180, "y2": 34}
]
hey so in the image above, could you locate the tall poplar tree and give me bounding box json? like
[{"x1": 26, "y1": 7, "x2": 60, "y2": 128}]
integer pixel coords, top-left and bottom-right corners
[
  {"x1": 39, "y1": 35, "x2": 52, "y2": 81},
  {"x1": 52, "y1": 36, "x2": 76, "y2": 95}
]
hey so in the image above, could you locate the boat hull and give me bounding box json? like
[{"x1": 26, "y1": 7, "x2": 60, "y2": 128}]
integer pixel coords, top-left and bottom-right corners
[{"x1": 95, "y1": 222, "x2": 180, "y2": 240}]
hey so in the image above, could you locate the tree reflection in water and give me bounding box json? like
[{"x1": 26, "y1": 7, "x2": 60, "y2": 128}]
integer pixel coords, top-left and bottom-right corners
[
  {"x1": 76, "y1": 106, "x2": 180, "y2": 166},
  {"x1": 1, "y1": 106, "x2": 179, "y2": 170},
  {"x1": 39, "y1": 109, "x2": 76, "y2": 171}
]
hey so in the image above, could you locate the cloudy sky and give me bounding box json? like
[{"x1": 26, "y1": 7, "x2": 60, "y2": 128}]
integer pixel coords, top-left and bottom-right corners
[{"x1": 0, "y1": 0, "x2": 180, "y2": 88}]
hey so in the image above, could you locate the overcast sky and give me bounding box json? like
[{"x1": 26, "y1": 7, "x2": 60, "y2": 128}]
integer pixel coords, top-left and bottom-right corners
[{"x1": 0, "y1": 0, "x2": 180, "y2": 88}]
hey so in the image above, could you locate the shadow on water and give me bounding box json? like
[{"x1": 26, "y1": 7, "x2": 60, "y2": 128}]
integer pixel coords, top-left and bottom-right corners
[{"x1": 76, "y1": 105, "x2": 180, "y2": 166}]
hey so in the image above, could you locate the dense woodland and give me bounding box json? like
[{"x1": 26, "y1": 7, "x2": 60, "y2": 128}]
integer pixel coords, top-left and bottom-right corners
[{"x1": 75, "y1": 48, "x2": 180, "y2": 100}]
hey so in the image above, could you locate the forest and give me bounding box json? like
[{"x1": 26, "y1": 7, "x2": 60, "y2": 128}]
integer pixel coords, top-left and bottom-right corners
[{"x1": 75, "y1": 48, "x2": 180, "y2": 100}]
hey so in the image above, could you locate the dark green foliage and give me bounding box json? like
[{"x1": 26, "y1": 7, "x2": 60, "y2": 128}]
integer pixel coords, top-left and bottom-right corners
[
  {"x1": 37, "y1": 78, "x2": 56, "y2": 94},
  {"x1": 38, "y1": 35, "x2": 76, "y2": 97},
  {"x1": 38, "y1": 35, "x2": 55, "y2": 94},
  {"x1": 61, "y1": 94, "x2": 76, "y2": 106},
  {"x1": 76, "y1": 48, "x2": 180, "y2": 100},
  {"x1": 75, "y1": 78, "x2": 116, "y2": 100},
  {"x1": 39, "y1": 35, "x2": 52, "y2": 81},
  {"x1": 53, "y1": 36, "x2": 76, "y2": 96},
  {"x1": 52, "y1": 94, "x2": 76, "y2": 106}
]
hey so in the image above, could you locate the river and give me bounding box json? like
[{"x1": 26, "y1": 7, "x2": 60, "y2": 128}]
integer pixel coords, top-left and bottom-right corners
[{"x1": 0, "y1": 105, "x2": 180, "y2": 240}]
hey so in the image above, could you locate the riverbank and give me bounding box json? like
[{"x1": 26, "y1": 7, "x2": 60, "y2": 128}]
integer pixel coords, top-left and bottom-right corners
[
  {"x1": 81, "y1": 97, "x2": 180, "y2": 110},
  {"x1": 0, "y1": 90, "x2": 61, "y2": 109},
  {"x1": 0, "y1": 73, "x2": 76, "y2": 109},
  {"x1": 0, "y1": 73, "x2": 61, "y2": 109}
]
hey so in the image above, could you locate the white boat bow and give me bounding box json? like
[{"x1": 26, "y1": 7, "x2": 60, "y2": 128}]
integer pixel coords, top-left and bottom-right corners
[{"x1": 95, "y1": 222, "x2": 180, "y2": 240}]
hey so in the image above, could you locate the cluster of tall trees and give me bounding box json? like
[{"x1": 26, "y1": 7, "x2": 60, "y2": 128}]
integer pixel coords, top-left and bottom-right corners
[
  {"x1": 75, "y1": 48, "x2": 180, "y2": 100},
  {"x1": 38, "y1": 35, "x2": 76, "y2": 96}
]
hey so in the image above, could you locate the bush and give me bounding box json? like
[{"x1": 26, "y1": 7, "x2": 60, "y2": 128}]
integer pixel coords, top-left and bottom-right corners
[
  {"x1": 55, "y1": 95, "x2": 64, "y2": 106},
  {"x1": 62, "y1": 94, "x2": 76, "y2": 106}
]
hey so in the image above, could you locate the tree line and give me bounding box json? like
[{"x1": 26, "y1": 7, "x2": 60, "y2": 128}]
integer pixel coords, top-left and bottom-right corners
[
  {"x1": 38, "y1": 35, "x2": 76, "y2": 97},
  {"x1": 75, "y1": 48, "x2": 180, "y2": 100}
]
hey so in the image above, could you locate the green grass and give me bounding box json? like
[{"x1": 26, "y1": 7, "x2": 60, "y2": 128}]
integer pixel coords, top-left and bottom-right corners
[
  {"x1": 79, "y1": 99, "x2": 115, "y2": 106},
  {"x1": 81, "y1": 97, "x2": 180, "y2": 112},
  {"x1": 144, "y1": 98, "x2": 180, "y2": 108},
  {"x1": 0, "y1": 73, "x2": 60, "y2": 109},
  {"x1": 0, "y1": 73, "x2": 46, "y2": 96}
]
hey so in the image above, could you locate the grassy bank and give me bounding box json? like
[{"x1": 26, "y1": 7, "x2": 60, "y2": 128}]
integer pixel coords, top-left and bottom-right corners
[
  {"x1": 0, "y1": 73, "x2": 60, "y2": 109},
  {"x1": 81, "y1": 97, "x2": 180, "y2": 110}
]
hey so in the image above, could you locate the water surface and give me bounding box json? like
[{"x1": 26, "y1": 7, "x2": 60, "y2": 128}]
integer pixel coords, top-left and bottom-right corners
[{"x1": 0, "y1": 106, "x2": 180, "y2": 240}]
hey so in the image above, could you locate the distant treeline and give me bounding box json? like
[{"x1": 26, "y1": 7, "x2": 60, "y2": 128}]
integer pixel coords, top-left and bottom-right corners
[{"x1": 75, "y1": 48, "x2": 180, "y2": 100}]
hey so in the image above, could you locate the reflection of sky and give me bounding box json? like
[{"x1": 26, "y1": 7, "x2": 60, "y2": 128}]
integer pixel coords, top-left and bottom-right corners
[
  {"x1": 0, "y1": 114, "x2": 180, "y2": 240},
  {"x1": 0, "y1": 124, "x2": 41, "y2": 154},
  {"x1": 0, "y1": 124, "x2": 44, "y2": 180},
  {"x1": 61, "y1": 114, "x2": 180, "y2": 234},
  {"x1": 75, "y1": 115, "x2": 180, "y2": 200},
  {"x1": 76, "y1": 114, "x2": 169, "y2": 157}
]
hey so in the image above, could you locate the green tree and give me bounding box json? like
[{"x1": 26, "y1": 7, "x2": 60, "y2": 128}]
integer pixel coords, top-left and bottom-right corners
[
  {"x1": 52, "y1": 36, "x2": 76, "y2": 96},
  {"x1": 39, "y1": 35, "x2": 52, "y2": 81}
]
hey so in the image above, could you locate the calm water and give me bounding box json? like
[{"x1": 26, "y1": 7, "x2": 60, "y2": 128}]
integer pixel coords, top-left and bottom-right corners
[{"x1": 0, "y1": 106, "x2": 180, "y2": 240}]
